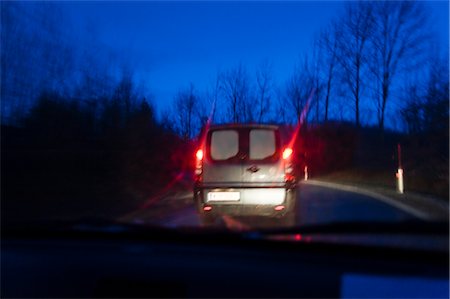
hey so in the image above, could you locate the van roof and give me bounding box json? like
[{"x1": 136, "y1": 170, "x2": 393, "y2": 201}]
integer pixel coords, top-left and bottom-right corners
[
  {"x1": 205, "y1": 123, "x2": 297, "y2": 145},
  {"x1": 208, "y1": 123, "x2": 280, "y2": 131}
]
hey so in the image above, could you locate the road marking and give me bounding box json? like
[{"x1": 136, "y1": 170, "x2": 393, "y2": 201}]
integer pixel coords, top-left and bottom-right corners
[{"x1": 301, "y1": 180, "x2": 432, "y2": 221}]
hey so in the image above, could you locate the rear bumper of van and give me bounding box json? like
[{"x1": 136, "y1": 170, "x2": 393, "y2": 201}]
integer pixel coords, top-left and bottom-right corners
[{"x1": 193, "y1": 184, "x2": 297, "y2": 217}]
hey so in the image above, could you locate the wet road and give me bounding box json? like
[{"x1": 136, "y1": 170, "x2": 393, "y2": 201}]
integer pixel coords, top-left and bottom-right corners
[
  {"x1": 144, "y1": 181, "x2": 421, "y2": 229},
  {"x1": 296, "y1": 182, "x2": 419, "y2": 225}
]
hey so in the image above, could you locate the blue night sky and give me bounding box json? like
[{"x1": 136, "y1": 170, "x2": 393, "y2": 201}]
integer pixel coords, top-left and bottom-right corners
[{"x1": 64, "y1": 1, "x2": 449, "y2": 115}]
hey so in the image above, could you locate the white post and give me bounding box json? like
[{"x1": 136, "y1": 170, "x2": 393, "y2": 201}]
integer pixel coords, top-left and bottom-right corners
[
  {"x1": 304, "y1": 166, "x2": 308, "y2": 181},
  {"x1": 396, "y1": 168, "x2": 404, "y2": 194},
  {"x1": 396, "y1": 143, "x2": 404, "y2": 194}
]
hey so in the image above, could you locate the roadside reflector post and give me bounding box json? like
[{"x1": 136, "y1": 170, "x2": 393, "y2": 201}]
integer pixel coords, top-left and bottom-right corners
[
  {"x1": 304, "y1": 166, "x2": 308, "y2": 181},
  {"x1": 396, "y1": 143, "x2": 404, "y2": 194},
  {"x1": 396, "y1": 168, "x2": 404, "y2": 194}
]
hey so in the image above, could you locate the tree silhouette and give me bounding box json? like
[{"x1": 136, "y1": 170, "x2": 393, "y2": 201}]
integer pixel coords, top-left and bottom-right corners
[
  {"x1": 222, "y1": 64, "x2": 253, "y2": 123},
  {"x1": 370, "y1": 1, "x2": 431, "y2": 131},
  {"x1": 336, "y1": 1, "x2": 374, "y2": 127},
  {"x1": 173, "y1": 83, "x2": 199, "y2": 140},
  {"x1": 317, "y1": 21, "x2": 341, "y2": 122},
  {"x1": 255, "y1": 60, "x2": 274, "y2": 123}
]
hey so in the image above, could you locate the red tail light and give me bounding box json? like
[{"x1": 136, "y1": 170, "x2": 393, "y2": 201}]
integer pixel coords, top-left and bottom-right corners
[
  {"x1": 195, "y1": 149, "x2": 203, "y2": 177},
  {"x1": 274, "y1": 205, "x2": 285, "y2": 211},
  {"x1": 196, "y1": 149, "x2": 203, "y2": 160},
  {"x1": 283, "y1": 148, "x2": 294, "y2": 181},
  {"x1": 282, "y1": 148, "x2": 293, "y2": 160}
]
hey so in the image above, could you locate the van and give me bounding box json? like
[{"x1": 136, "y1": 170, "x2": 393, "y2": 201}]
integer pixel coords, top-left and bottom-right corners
[{"x1": 193, "y1": 124, "x2": 298, "y2": 226}]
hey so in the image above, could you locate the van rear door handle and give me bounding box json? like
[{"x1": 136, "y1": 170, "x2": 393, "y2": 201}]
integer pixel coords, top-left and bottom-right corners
[{"x1": 246, "y1": 165, "x2": 260, "y2": 173}]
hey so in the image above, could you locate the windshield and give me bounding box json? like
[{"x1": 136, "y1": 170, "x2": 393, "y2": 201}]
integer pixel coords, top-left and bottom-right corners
[{"x1": 1, "y1": 1, "x2": 448, "y2": 244}]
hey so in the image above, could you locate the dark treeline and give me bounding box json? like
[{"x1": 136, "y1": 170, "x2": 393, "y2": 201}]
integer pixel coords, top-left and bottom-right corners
[
  {"x1": 1, "y1": 2, "x2": 195, "y2": 222},
  {"x1": 1, "y1": 0, "x2": 448, "y2": 219},
  {"x1": 2, "y1": 77, "x2": 193, "y2": 222}
]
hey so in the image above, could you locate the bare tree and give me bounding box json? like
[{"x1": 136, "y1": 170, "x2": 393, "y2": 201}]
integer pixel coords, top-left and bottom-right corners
[
  {"x1": 370, "y1": 1, "x2": 430, "y2": 131},
  {"x1": 336, "y1": 1, "x2": 375, "y2": 127},
  {"x1": 222, "y1": 64, "x2": 253, "y2": 123},
  {"x1": 400, "y1": 52, "x2": 448, "y2": 134},
  {"x1": 400, "y1": 84, "x2": 423, "y2": 134},
  {"x1": 318, "y1": 21, "x2": 341, "y2": 122},
  {"x1": 275, "y1": 87, "x2": 290, "y2": 124},
  {"x1": 194, "y1": 92, "x2": 213, "y2": 132},
  {"x1": 422, "y1": 55, "x2": 449, "y2": 134},
  {"x1": 204, "y1": 73, "x2": 223, "y2": 124},
  {"x1": 309, "y1": 39, "x2": 323, "y2": 123},
  {"x1": 159, "y1": 108, "x2": 177, "y2": 133},
  {"x1": 173, "y1": 83, "x2": 198, "y2": 140},
  {"x1": 284, "y1": 58, "x2": 314, "y2": 123},
  {"x1": 255, "y1": 60, "x2": 274, "y2": 123}
]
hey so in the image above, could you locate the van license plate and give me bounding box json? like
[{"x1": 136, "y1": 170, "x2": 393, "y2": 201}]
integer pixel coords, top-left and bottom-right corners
[{"x1": 208, "y1": 192, "x2": 240, "y2": 202}]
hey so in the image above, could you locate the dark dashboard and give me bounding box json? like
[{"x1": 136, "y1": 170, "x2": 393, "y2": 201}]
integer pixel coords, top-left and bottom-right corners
[{"x1": 2, "y1": 223, "x2": 449, "y2": 298}]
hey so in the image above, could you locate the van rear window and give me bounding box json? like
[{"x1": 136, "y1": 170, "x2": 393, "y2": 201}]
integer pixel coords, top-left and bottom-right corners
[
  {"x1": 249, "y1": 129, "x2": 276, "y2": 160},
  {"x1": 210, "y1": 130, "x2": 239, "y2": 160}
]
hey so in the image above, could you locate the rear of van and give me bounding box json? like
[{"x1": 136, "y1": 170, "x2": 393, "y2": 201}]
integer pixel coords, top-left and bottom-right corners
[{"x1": 193, "y1": 124, "x2": 298, "y2": 225}]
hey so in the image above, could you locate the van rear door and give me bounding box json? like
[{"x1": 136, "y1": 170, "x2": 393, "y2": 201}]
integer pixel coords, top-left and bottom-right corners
[
  {"x1": 202, "y1": 128, "x2": 243, "y2": 184},
  {"x1": 241, "y1": 128, "x2": 285, "y2": 184}
]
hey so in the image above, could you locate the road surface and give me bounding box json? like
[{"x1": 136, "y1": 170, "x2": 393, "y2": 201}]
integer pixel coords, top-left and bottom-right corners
[{"x1": 121, "y1": 182, "x2": 421, "y2": 229}]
